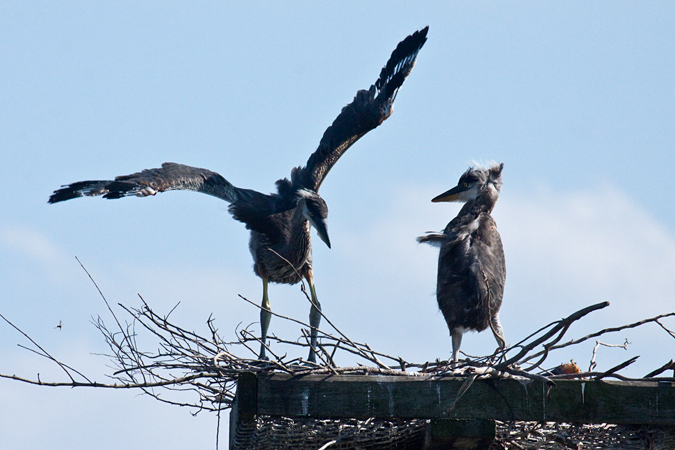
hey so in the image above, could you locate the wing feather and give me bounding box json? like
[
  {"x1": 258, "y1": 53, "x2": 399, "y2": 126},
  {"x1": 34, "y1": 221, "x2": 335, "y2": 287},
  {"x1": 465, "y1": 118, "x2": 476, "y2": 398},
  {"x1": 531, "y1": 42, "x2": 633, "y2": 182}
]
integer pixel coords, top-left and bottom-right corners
[
  {"x1": 291, "y1": 27, "x2": 428, "y2": 192},
  {"x1": 49, "y1": 162, "x2": 240, "y2": 203}
]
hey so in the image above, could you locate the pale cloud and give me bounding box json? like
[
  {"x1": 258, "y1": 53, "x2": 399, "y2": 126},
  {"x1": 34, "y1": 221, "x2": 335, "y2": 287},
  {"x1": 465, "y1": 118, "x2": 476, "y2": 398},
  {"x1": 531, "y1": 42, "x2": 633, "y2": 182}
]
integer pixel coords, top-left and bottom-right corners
[
  {"x1": 1, "y1": 226, "x2": 65, "y2": 265},
  {"x1": 499, "y1": 186, "x2": 675, "y2": 316},
  {"x1": 0, "y1": 225, "x2": 89, "y2": 289}
]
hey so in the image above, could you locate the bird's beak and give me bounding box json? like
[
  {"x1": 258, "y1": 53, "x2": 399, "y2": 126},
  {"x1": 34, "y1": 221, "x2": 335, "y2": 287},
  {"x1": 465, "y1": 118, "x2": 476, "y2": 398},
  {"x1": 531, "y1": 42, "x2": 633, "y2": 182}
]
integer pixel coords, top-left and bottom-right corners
[
  {"x1": 312, "y1": 218, "x2": 331, "y2": 249},
  {"x1": 431, "y1": 185, "x2": 465, "y2": 202}
]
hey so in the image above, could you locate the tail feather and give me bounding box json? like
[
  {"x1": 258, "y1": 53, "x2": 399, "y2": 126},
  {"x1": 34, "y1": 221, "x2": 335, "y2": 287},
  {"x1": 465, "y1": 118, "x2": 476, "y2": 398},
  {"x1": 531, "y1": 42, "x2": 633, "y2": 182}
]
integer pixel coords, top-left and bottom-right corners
[{"x1": 417, "y1": 232, "x2": 447, "y2": 248}]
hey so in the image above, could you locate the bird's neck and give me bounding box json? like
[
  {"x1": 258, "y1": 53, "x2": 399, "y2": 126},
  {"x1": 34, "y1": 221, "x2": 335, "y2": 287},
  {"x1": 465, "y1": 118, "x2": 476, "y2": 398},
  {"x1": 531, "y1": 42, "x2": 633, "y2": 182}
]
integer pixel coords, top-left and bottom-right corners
[
  {"x1": 287, "y1": 203, "x2": 312, "y2": 265},
  {"x1": 462, "y1": 191, "x2": 498, "y2": 217}
]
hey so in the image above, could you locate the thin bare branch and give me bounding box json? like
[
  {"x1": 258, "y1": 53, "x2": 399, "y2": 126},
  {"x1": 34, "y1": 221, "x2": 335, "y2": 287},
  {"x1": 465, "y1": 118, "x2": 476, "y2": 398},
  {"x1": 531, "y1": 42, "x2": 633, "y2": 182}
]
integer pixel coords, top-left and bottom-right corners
[
  {"x1": 495, "y1": 301, "x2": 610, "y2": 370},
  {"x1": 526, "y1": 311, "x2": 675, "y2": 362},
  {"x1": 0, "y1": 313, "x2": 83, "y2": 383},
  {"x1": 588, "y1": 339, "x2": 630, "y2": 372},
  {"x1": 644, "y1": 359, "x2": 675, "y2": 378}
]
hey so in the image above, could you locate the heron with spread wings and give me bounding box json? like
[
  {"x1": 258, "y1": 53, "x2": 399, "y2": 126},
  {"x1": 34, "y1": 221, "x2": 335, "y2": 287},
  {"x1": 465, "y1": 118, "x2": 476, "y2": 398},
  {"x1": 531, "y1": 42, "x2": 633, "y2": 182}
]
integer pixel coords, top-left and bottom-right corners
[{"x1": 50, "y1": 27, "x2": 428, "y2": 363}]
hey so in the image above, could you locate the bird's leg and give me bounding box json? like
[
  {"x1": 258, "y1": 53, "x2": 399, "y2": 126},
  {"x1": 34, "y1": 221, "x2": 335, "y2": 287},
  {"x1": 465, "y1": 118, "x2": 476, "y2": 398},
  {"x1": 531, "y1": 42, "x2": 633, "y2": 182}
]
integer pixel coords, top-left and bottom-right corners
[
  {"x1": 259, "y1": 276, "x2": 271, "y2": 361},
  {"x1": 491, "y1": 313, "x2": 506, "y2": 349},
  {"x1": 450, "y1": 328, "x2": 463, "y2": 364},
  {"x1": 305, "y1": 270, "x2": 321, "y2": 364}
]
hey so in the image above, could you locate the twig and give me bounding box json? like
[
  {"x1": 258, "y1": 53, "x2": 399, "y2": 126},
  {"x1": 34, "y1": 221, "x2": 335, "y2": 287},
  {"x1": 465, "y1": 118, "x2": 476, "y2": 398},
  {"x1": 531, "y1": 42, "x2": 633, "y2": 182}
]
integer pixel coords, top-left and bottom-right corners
[
  {"x1": 301, "y1": 328, "x2": 337, "y2": 375},
  {"x1": 588, "y1": 339, "x2": 630, "y2": 372},
  {"x1": 594, "y1": 356, "x2": 639, "y2": 380},
  {"x1": 644, "y1": 359, "x2": 675, "y2": 378},
  {"x1": 446, "y1": 373, "x2": 478, "y2": 414},
  {"x1": 526, "y1": 311, "x2": 675, "y2": 361},
  {"x1": 0, "y1": 313, "x2": 83, "y2": 383},
  {"x1": 655, "y1": 319, "x2": 675, "y2": 340},
  {"x1": 77, "y1": 257, "x2": 148, "y2": 383},
  {"x1": 0, "y1": 371, "x2": 219, "y2": 389},
  {"x1": 495, "y1": 302, "x2": 610, "y2": 370}
]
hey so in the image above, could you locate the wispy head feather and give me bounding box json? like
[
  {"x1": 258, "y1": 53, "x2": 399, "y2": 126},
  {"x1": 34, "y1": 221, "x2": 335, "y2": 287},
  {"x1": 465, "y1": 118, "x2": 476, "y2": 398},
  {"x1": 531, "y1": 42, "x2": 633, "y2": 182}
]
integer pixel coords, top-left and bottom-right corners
[{"x1": 460, "y1": 162, "x2": 504, "y2": 193}]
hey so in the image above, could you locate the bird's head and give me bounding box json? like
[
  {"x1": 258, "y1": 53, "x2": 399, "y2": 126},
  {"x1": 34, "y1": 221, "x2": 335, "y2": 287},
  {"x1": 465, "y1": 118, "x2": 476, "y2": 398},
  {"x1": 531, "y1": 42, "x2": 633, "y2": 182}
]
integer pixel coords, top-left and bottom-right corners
[
  {"x1": 432, "y1": 162, "x2": 504, "y2": 204},
  {"x1": 297, "y1": 189, "x2": 331, "y2": 249}
]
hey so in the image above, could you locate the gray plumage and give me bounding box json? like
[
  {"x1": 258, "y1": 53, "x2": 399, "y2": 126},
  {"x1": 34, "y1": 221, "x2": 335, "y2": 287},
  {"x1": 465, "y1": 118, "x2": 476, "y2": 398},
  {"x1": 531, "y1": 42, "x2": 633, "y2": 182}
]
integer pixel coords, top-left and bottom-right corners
[
  {"x1": 418, "y1": 163, "x2": 506, "y2": 363},
  {"x1": 50, "y1": 27, "x2": 428, "y2": 363}
]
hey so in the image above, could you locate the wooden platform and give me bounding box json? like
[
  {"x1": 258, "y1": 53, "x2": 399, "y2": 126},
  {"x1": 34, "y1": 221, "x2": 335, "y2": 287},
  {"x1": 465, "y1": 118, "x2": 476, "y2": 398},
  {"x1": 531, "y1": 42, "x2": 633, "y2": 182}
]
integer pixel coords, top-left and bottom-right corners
[{"x1": 230, "y1": 372, "x2": 675, "y2": 449}]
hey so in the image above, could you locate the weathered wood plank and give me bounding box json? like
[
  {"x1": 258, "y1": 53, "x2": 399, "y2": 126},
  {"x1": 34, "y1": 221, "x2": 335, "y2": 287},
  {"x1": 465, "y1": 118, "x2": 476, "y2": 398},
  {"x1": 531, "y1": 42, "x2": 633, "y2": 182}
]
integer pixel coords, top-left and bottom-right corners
[{"x1": 252, "y1": 373, "x2": 675, "y2": 425}]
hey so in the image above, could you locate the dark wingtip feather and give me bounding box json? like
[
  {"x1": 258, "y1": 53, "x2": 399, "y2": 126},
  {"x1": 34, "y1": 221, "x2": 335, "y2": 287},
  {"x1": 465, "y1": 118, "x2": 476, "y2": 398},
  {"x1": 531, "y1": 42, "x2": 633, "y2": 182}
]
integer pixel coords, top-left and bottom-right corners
[
  {"x1": 48, "y1": 180, "x2": 101, "y2": 204},
  {"x1": 48, "y1": 179, "x2": 121, "y2": 203},
  {"x1": 375, "y1": 26, "x2": 428, "y2": 93},
  {"x1": 48, "y1": 187, "x2": 82, "y2": 204}
]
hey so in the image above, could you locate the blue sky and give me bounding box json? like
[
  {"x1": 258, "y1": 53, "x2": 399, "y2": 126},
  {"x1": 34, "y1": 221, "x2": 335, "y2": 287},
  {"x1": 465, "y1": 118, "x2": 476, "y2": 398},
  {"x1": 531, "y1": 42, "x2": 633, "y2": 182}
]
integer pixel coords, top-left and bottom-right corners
[{"x1": 2, "y1": 2, "x2": 674, "y2": 449}]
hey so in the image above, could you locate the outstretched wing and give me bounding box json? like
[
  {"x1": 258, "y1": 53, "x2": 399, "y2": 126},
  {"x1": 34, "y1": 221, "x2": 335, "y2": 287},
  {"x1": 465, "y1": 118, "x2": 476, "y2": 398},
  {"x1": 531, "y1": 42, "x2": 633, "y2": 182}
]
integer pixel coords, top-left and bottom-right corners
[
  {"x1": 49, "y1": 162, "x2": 289, "y2": 236},
  {"x1": 291, "y1": 26, "x2": 428, "y2": 192},
  {"x1": 49, "y1": 162, "x2": 243, "y2": 204}
]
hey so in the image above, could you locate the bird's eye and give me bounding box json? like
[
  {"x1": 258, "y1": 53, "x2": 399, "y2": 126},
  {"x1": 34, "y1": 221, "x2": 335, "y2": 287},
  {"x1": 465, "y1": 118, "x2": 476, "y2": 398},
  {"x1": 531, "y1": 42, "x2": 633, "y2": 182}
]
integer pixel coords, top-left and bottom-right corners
[{"x1": 463, "y1": 183, "x2": 468, "y2": 188}]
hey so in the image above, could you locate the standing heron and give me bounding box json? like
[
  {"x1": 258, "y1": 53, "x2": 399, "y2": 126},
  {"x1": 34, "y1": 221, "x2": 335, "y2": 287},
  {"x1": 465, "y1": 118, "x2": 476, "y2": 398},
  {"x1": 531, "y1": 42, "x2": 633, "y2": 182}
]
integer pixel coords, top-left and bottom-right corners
[
  {"x1": 49, "y1": 27, "x2": 428, "y2": 363},
  {"x1": 418, "y1": 163, "x2": 506, "y2": 363}
]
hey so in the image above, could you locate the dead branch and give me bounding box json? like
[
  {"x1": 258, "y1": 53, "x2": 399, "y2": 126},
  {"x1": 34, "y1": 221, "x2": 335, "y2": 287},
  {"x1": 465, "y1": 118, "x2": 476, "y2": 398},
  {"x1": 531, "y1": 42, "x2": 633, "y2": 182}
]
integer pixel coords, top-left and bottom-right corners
[
  {"x1": 495, "y1": 301, "x2": 610, "y2": 370},
  {"x1": 588, "y1": 339, "x2": 630, "y2": 372},
  {"x1": 525, "y1": 311, "x2": 675, "y2": 362},
  {"x1": 0, "y1": 371, "x2": 220, "y2": 389},
  {"x1": 655, "y1": 319, "x2": 675, "y2": 340},
  {"x1": 644, "y1": 359, "x2": 675, "y2": 378},
  {"x1": 593, "y1": 355, "x2": 639, "y2": 380},
  {"x1": 0, "y1": 313, "x2": 86, "y2": 384}
]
